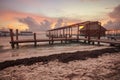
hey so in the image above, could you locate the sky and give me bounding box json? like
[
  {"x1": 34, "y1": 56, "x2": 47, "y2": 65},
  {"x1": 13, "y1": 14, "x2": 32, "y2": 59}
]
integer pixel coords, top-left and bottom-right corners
[{"x1": 0, "y1": 0, "x2": 120, "y2": 31}]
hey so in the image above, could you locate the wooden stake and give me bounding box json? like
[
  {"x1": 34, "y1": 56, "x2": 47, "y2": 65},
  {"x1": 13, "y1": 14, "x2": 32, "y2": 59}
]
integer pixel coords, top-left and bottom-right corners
[
  {"x1": 52, "y1": 35, "x2": 54, "y2": 44},
  {"x1": 63, "y1": 29, "x2": 65, "y2": 38},
  {"x1": 34, "y1": 33, "x2": 37, "y2": 47},
  {"x1": 71, "y1": 27, "x2": 72, "y2": 37},
  {"x1": 9, "y1": 29, "x2": 15, "y2": 49},
  {"x1": 87, "y1": 23, "x2": 91, "y2": 44},
  {"x1": 16, "y1": 29, "x2": 19, "y2": 48},
  {"x1": 77, "y1": 25, "x2": 79, "y2": 42},
  {"x1": 98, "y1": 23, "x2": 101, "y2": 45}
]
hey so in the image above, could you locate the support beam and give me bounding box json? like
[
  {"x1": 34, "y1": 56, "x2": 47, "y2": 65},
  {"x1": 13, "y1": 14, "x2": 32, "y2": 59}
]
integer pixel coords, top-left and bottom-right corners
[
  {"x1": 69, "y1": 27, "x2": 70, "y2": 37},
  {"x1": 66, "y1": 28, "x2": 67, "y2": 38},
  {"x1": 65, "y1": 34, "x2": 67, "y2": 43},
  {"x1": 71, "y1": 27, "x2": 72, "y2": 37},
  {"x1": 48, "y1": 31, "x2": 50, "y2": 38},
  {"x1": 52, "y1": 35, "x2": 54, "y2": 44},
  {"x1": 98, "y1": 23, "x2": 101, "y2": 45},
  {"x1": 63, "y1": 29, "x2": 65, "y2": 37},
  {"x1": 87, "y1": 23, "x2": 91, "y2": 44},
  {"x1": 84, "y1": 24, "x2": 87, "y2": 43},
  {"x1": 56, "y1": 30, "x2": 58, "y2": 38},
  {"x1": 10, "y1": 29, "x2": 15, "y2": 49},
  {"x1": 16, "y1": 29, "x2": 19, "y2": 48},
  {"x1": 34, "y1": 33, "x2": 37, "y2": 47},
  {"x1": 60, "y1": 30, "x2": 61, "y2": 38},
  {"x1": 16, "y1": 29, "x2": 18, "y2": 40},
  {"x1": 77, "y1": 25, "x2": 79, "y2": 42}
]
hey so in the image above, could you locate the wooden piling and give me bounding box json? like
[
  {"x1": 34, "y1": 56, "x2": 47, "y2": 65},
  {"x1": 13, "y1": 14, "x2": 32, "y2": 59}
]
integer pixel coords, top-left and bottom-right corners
[
  {"x1": 92, "y1": 41, "x2": 95, "y2": 45},
  {"x1": 10, "y1": 29, "x2": 15, "y2": 49},
  {"x1": 63, "y1": 29, "x2": 65, "y2": 38},
  {"x1": 77, "y1": 25, "x2": 79, "y2": 42},
  {"x1": 65, "y1": 34, "x2": 67, "y2": 43},
  {"x1": 69, "y1": 27, "x2": 70, "y2": 37},
  {"x1": 34, "y1": 33, "x2": 37, "y2": 47},
  {"x1": 52, "y1": 35, "x2": 54, "y2": 44},
  {"x1": 48, "y1": 31, "x2": 50, "y2": 38},
  {"x1": 16, "y1": 29, "x2": 18, "y2": 40},
  {"x1": 84, "y1": 25, "x2": 87, "y2": 43},
  {"x1": 71, "y1": 27, "x2": 72, "y2": 37},
  {"x1": 56, "y1": 30, "x2": 58, "y2": 38},
  {"x1": 87, "y1": 23, "x2": 91, "y2": 44},
  {"x1": 98, "y1": 24, "x2": 101, "y2": 45},
  {"x1": 16, "y1": 29, "x2": 19, "y2": 48}
]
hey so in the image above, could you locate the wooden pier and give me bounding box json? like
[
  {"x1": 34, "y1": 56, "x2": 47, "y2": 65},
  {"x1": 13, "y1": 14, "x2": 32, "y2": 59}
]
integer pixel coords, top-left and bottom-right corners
[{"x1": 9, "y1": 21, "x2": 120, "y2": 49}]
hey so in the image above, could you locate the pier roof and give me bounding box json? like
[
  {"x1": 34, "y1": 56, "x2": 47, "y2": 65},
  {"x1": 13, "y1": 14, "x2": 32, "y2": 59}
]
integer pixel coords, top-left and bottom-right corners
[{"x1": 48, "y1": 21, "x2": 100, "y2": 31}]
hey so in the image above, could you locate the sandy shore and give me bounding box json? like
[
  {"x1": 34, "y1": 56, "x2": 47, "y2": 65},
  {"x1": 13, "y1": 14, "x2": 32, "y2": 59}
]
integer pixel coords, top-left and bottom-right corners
[{"x1": 0, "y1": 47, "x2": 120, "y2": 80}]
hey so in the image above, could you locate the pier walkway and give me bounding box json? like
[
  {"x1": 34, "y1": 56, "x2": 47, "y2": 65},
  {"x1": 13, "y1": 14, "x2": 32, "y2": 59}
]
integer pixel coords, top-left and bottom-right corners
[{"x1": 9, "y1": 21, "x2": 120, "y2": 49}]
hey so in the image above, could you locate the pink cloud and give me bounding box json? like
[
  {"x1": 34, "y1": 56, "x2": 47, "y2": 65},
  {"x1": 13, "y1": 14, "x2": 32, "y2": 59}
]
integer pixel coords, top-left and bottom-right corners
[{"x1": 104, "y1": 4, "x2": 120, "y2": 30}]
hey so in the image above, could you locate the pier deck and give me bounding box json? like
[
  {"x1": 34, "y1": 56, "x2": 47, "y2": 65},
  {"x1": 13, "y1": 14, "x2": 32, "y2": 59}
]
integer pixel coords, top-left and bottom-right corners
[
  {"x1": 9, "y1": 21, "x2": 120, "y2": 49},
  {"x1": 10, "y1": 37, "x2": 120, "y2": 49}
]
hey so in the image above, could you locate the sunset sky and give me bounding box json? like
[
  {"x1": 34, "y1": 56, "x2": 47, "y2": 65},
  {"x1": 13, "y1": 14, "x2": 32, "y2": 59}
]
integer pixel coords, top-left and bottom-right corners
[{"x1": 0, "y1": 0, "x2": 120, "y2": 31}]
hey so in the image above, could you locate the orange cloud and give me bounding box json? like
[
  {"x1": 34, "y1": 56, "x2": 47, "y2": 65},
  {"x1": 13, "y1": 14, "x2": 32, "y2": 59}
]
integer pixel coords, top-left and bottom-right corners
[
  {"x1": 0, "y1": 10, "x2": 55, "y2": 31},
  {"x1": 0, "y1": 10, "x2": 80, "y2": 31}
]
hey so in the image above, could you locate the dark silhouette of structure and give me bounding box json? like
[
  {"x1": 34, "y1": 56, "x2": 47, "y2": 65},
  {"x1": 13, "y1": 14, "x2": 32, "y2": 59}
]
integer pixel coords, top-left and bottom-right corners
[{"x1": 9, "y1": 21, "x2": 120, "y2": 49}]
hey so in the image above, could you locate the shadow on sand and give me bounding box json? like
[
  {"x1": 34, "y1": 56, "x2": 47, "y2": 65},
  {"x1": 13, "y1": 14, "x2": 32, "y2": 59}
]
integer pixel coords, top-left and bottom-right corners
[{"x1": 0, "y1": 47, "x2": 120, "y2": 70}]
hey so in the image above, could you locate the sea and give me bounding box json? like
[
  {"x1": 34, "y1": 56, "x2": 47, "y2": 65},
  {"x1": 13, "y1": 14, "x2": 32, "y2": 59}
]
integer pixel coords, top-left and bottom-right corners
[{"x1": 0, "y1": 33, "x2": 110, "y2": 62}]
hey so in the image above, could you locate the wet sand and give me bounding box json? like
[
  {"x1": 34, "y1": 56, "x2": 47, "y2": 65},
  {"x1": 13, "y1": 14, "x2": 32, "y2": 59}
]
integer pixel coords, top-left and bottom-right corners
[{"x1": 0, "y1": 47, "x2": 120, "y2": 80}]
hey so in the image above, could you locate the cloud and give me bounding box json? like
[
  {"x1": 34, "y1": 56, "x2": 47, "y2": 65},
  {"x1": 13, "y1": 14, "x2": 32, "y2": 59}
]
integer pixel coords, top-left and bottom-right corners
[
  {"x1": 40, "y1": 20, "x2": 52, "y2": 31},
  {"x1": 104, "y1": 21, "x2": 120, "y2": 30},
  {"x1": 55, "y1": 19, "x2": 63, "y2": 28},
  {"x1": 104, "y1": 4, "x2": 120, "y2": 30},
  {"x1": 18, "y1": 16, "x2": 51, "y2": 32},
  {"x1": 109, "y1": 4, "x2": 120, "y2": 21}
]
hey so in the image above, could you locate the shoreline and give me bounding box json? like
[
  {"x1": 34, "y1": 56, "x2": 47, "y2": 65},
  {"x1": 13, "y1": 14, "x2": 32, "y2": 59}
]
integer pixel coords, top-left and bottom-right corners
[
  {"x1": 0, "y1": 47, "x2": 120, "y2": 70},
  {"x1": 0, "y1": 47, "x2": 120, "y2": 80}
]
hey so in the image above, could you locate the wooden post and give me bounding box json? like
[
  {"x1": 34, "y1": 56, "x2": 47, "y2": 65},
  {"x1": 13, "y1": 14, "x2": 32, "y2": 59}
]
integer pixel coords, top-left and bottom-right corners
[
  {"x1": 49, "y1": 31, "x2": 51, "y2": 44},
  {"x1": 10, "y1": 29, "x2": 15, "y2": 49},
  {"x1": 84, "y1": 24, "x2": 87, "y2": 43},
  {"x1": 63, "y1": 29, "x2": 65, "y2": 38},
  {"x1": 52, "y1": 35, "x2": 54, "y2": 44},
  {"x1": 16, "y1": 29, "x2": 19, "y2": 48},
  {"x1": 65, "y1": 28, "x2": 67, "y2": 37},
  {"x1": 88, "y1": 23, "x2": 91, "y2": 44},
  {"x1": 71, "y1": 27, "x2": 72, "y2": 37},
  {"x1": 16, "y1": 29, "x2": 18, "y2": 40},
  {"x1": 57, "y1": 30, "x2": 60, "y2": 38},
  {"x1": 60, "y1": 30, "x2": 63, "y2": 43},
  {"x1": 53, "y1": 31, "x2": 55, "y2": 38},
  {"x1": 34, "y1": 33, "x2": 37, "y2": 47},
  {"x1": 98, "y1": 23, "x2": 101, "y2": 45},
  {"x1": 69, "y1": 27, "x2": 70, "y2": 37},
  {"x1": 77, "y1": 25, "x2": 79, "y2": 42},
  {"x1": 92, "y1": 41, "x2": 95, "y2": 45},
  {"x1": 56, "y1": 30, "x2": 58, "y2": 38},
  {"x1": 60, "y1": 30, "x2": 61, "y2": 38},
  {"x1": 65, "y1": 34, "x2": 67, "y2": 43},
  {"x1": 48, "y1": 31, "x2": 50, "y2": 38}
]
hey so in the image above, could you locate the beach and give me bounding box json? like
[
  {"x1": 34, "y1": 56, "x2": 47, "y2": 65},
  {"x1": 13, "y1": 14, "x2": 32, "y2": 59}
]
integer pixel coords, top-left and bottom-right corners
[
  {"x1": 0, "y1": 47, "x2": 120, "y2": 80},
  {"x1": 0, "y1": 36, "x2": 120, "y2": 80}
]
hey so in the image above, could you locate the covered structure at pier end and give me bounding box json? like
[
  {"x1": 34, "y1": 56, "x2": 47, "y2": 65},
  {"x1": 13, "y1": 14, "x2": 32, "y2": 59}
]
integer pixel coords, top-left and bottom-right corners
[{"x1": 46, "y1": 21, "x2": 106, "y2": 40}]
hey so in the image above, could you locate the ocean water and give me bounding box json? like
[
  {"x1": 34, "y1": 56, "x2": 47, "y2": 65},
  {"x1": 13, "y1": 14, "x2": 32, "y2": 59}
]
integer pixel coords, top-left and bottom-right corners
[{"x1": 0, "y1": 33, "x2": 110, "y2": 62}]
